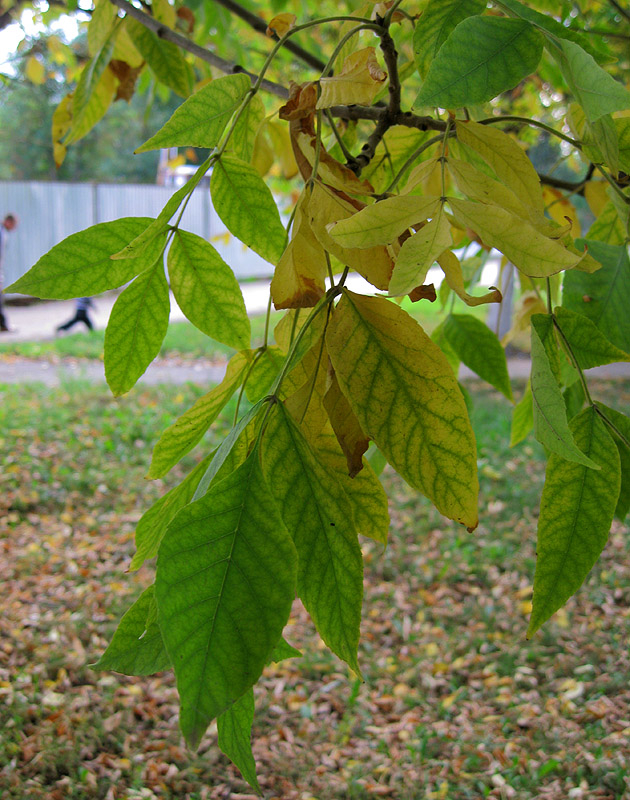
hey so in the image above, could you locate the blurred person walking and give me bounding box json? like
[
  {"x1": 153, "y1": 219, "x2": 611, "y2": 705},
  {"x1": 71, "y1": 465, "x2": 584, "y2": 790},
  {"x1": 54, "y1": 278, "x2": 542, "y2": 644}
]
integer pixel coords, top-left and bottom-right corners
[
  {"x1": 0, "y1": 213, "x2": 18, "y2": 332},
  {"x1": 56, "y1": 297, "x2": 95, "y2": 333}
]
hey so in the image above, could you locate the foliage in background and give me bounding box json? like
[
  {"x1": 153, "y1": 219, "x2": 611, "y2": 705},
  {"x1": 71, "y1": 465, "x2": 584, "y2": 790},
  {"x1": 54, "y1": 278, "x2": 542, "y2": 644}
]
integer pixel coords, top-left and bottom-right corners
[{"x1": 4, "y1": 0, "x2": 630, "y2": 788}]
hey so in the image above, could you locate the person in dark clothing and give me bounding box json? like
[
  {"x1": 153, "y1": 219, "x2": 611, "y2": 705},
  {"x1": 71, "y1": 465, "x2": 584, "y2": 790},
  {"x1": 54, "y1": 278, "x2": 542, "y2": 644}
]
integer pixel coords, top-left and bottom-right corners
[
  {"x1": 0, "y1": 213, "x2": 18, "y2": 332},
  {"x1": 56, "y1": 297, "x2": 95, "y2": 332}
]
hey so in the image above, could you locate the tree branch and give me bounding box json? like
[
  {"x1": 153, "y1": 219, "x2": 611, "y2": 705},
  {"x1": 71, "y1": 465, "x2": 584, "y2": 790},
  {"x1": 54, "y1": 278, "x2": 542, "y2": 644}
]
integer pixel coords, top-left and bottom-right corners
[
  {"x1": 211, "y1": 0, "x2": 326, "y2": 73},
  {"x1": 109, "y1": 0, "x2": 289, "y2": 98},
  {"x1": 609, "y1": 0, "x2": 630, "y2": 24}
]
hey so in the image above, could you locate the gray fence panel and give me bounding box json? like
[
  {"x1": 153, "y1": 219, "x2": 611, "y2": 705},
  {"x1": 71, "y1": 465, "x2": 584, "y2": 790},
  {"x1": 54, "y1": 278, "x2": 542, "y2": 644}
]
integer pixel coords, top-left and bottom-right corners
[{"x1": 0, "y1": 179, "x2": 274, "y2": 292}]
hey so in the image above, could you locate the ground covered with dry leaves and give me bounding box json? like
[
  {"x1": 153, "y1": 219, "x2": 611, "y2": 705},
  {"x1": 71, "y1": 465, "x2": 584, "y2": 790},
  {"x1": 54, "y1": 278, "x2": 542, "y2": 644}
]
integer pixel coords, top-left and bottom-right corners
[{"x1": 1, "y1": 377, "x2": 629, "y2": 800}]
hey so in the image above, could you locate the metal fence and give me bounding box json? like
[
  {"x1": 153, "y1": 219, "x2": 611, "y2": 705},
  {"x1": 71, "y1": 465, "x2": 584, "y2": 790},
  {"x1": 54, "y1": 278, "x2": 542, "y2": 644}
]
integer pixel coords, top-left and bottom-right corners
[{"x1": 0, "y1": 180, "x2": 273, "y2": 292}]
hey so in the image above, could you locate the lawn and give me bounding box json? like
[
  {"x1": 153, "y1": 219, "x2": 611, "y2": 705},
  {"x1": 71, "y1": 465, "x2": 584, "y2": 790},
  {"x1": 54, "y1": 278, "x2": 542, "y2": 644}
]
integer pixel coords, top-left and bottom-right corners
[{"x1": 1, "y1": 378, "x2": 628, "y2": 799}]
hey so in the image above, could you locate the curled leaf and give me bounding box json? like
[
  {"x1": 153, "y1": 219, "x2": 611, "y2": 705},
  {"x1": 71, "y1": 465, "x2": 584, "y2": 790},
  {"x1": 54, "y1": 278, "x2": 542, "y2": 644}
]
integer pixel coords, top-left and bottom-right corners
[
  {"x1": 317, "y1": 47, "x2": 387, "y2": 109},
  {"x1": 266, "y1": 12, "x2": 296, "y2": 38}
]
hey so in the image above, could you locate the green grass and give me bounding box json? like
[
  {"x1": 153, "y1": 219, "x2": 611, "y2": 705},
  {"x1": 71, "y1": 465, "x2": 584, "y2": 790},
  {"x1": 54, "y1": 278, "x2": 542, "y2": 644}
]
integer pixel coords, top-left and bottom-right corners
[{"x1": 2, "y1": 378, "x2": 626, "y2": 799}]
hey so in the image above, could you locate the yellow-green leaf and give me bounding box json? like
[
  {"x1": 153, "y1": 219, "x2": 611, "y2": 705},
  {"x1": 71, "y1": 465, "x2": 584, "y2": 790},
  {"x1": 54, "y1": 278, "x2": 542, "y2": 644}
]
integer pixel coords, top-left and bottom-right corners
[
  {"x1": 389, "y1": 203, "x2": 452, "y2": 296},
  {"x1": 317, "y1": 47, "x2": 387, "y2": 109},
  {"x1": 326, "y1": 291, "x2": 478, "y2": 529}
]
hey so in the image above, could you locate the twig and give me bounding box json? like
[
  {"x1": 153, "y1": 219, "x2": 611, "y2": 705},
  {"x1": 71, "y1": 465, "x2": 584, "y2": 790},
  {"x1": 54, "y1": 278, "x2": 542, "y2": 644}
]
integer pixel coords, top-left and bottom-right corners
[
  {"x1": 109, "y1": 0, "x2": 289, "y2": 98},
  {"x1": 211, "y1": 0, "x2": 327, "y2": 72}
]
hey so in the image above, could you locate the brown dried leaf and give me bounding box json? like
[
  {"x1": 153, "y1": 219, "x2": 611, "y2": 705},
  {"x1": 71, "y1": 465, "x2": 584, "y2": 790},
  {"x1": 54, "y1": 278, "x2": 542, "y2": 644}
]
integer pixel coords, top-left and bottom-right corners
[
  {"x1": 109, "y1": 59, "x2": 143, "y2": 102},
  {"x1": 323, "y1": 364, "x2": 369, "y2": 477}
]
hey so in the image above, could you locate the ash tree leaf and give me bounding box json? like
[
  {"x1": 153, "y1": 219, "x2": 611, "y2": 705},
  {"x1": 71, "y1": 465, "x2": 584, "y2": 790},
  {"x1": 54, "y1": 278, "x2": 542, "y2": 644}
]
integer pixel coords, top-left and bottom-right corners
[
  {"x1": 326, "y1": 291, "x2": 478, "y2": 530},
  {"x1": 148, "y1": 351, "x2": 250, "y2": 479},
  {"x1": 168, "y1": 230, "x2": 250, "y2": 349},
  {"x1": 104, "y1": 259, "x2": 170, "y2": 397},
  {"x1": 511, "y1": 381, "x2": 533, "y2": 447},
  {"x1": 67, "y1": 27, "x2": 116, "y2": 144},
  {"x1": 127, "y1": 18, "x2": 192, "y2": 97},
  {"x1": 528, "y1": 407, "x2": 621, "y2": 636},
  {"x1": 553, "y1": 307, "x2": 630, "y2": 370},
  {"x1": 455, "y1": 120, "x2": 543, "y2": 213},
  {"x1": 317, "y1": 47, "x2": 387, "y2": 108},
  {"x1": 323, "y1": 368, "x2": 369, "y2": 478},
  {"x1": 327, "y1": 195, "x2": 441, "y2": 249},
  {"x1": 245, "y1": 347, "x2": 286, "y2": 403},
  {"x1": 113, "y1": 159, "x2": 210, "y2": 260},
  {"x1": 156, "y1": 452, "x2": 297, "y2": 750},
  {"x1": 563, "y1": 380, "x2": 585, "y2": 421},
  {"x1": 413, "y1": 0, "x2": 486, "y2": 79},
  {"x1": 389, "y1": 205, "x2": 452, "y2": 297},
  {"x1": 413, "y1": 17, "x2": 543, "y2": 109},
  {"x1": 217, "y1": 690, "x2": 260, "y2": 793},
  {"x1": 6, "y1": 218, "x2": 164, "y2": 298},
  {"x1": 588, "y1": 201, "x2": 626, "y2": 246},
  {"x1": 449, "y1": 198, "x2": 585, "y2": 277},
  {"x1": 270, "y1": 637, "x2": 301, "y2": 662},
  {"x1": 211, "y1": 155, "x2": 287, "y2": 265},
  {"x1": 227, "y1": 91, "x2": 266, "y2": 163},
  {"x1": 136, "y1": 74, "x2": 251, "y2": 152},
  {"x1": 556, "y1": 39, "x2": 630, "y2": 124},
  {"x1": 131, "y1": 453, "x2": 213, "y2": 570},
  {"x1": 443, "y1": 314, "x2": 513, "y2": 400},
  {"x1": 530, "y1": 315, "x2": 598, "y2": 469},
  {"x1": 314, "y1": 425, "x2": 390, "y2": 546},
  {"x1": 595, "y1": 404, "x2": 630, "y2": 521},
  {"x1": 562, "y1": 240, "x2": 630, "y2": 353},
  {"x1": 262, "y1": 404, "x2": 364, "y2": 673},
  {"x1": 92, "y1": 586, "x2": 170, "y2": 675}
]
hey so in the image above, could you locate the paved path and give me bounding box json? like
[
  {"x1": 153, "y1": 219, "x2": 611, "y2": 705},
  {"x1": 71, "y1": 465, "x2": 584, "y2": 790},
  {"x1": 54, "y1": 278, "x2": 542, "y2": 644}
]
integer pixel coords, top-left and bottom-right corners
[{"x1": 1, "y1": 279, "x2": 629, "y2": 386}]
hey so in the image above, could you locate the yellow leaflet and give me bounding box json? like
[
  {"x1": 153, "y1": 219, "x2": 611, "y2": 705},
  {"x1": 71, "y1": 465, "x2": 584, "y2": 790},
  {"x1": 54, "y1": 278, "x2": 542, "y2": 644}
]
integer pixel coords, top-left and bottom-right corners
[
  {"x1": 152, "y1": 0, "x2": 176, "y2": 28},
  {"x1": 266, "y1": 13, "x2": 296, "y2": 38},
  {"x1": 317, "y1": 47, "x2": 387, "y2": 109},
  {"x1": 274, "y1": 307, "x2": 327, "y2": 354},
  {"x1": 266, "y1": 121, "x2": 299, "y2": 179},
  {"x1": 26, "y1": 56, "x2": 45, "y2": 84},
  {"x1": 296, "y1": 131, "x2": 373, "y2": 196},
  {"x1": 328, "y1": 194, "x2": 442, "y2": 248},
  {"x1": 284, "y1": 337, "x2": 330, "y2": 440},
  {"x1": 52, "y1": 94, "x2": 73, "y2": 167},
  {"x1": 438, "y1": 250, "x2": 502, "y2": 307},
  {"x1": 271, "y1": 190, "x2": 327, "y2": 310},
  {"x1": 65, "y1": 66, "x2": 117, "y2": 145},
  {"x1": 584, "y1": 181, "x2": 609, "y2": 217},
  {"x1": 251, "y1": 126, "x2": 274, "y2": 177},
  {"x1": 326, "y1": 291, "x2": 479, "y2": 529},
  {"x1": 543, "y1": 187, "x2": 581, "y2": 238},
  {"x1": 447, "y1": 157, "x2": 530, "y2": 220},
  {"x1": 456, "y1": 120, "x2": 544, "y2": 214},
  {"x1": 449, "y1": 198, "x2": 586, "y2": 278},
  {"x1": 323, "y1": 366, "x2": 369, "y2": 478},
  {"x1": 112, "y1": 21, "x2": 143, "y2": 68},
  {"x1": 401, "y1": 157, "x2": 441, "y2": 196},
  {"x1": 501, "y1": 292, "x2": 548, "y2": 347},
  {"x1": 389, "y1": 204, "x2": 452, "y2": 297},
  {"x1": 309, "y1": 183, "x2": 394, "y2": 289}
]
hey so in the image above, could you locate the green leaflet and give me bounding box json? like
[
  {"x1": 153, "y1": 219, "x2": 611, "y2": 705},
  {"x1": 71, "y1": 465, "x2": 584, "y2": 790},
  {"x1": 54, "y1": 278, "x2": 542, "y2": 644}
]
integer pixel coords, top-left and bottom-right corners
[
  {"x1": 413, "y1": 17, "x2": 543, "y2": 109},
  {"x1": 167, "y1": 230, "x2": 250, "y2": 349},
  {"x1": 127, "y1": 19, "x2": 192, "y2": 97},
  {"x1": 314, "y1": 425, "x2": 390, "y2": 546},
  {"x1": 67, "y1": 27, "x2": 116, "y2": 144},
  {"x1": 413, "y1": 0, "x2": 486, "y2": 79},
  {"x1": 510, "y1": 381, "x2": 533, "y2": 447},
  {"x1": 327, "y1": 196, "x2": 441, "y2": 249},
  {"x1": 553, "y1": 307, "x2": 630, "y2": 370},
  {"x1": 217, "y1": 690, "x2": 259, "y2": 792},
  {"x1": 245, "y1": 347, "x2": 286, "y2": 403},
  {"x1": 91, "y1": 586, "x2": 170, "y2": 675},
  {"x1": 528, "y1": 407, "x2": 621, "y2": 636},
  {"x1": 449, "y1": 199, "x2": 583, "y2": 277},
  {"x1": 498, "y1": 0, "x2": 610, "y2": 63},
  {"x1": 556, "y1": 39, "x2": 630, "y2": 124},
  {"x1": 227, "y1": 91, "x2": 266, "y2": 163},
  {"x1": 156, "y1": 452, "x2": 297, "y2": 750},
  {"x1": 136, "y1": 74, "x2": 251, "y2": 152},
  {"x1": 192, "y1": 399, "x2": 266, "y2": 501},
  {"x1": 113, "y1": 159, "x2": 211, "y2": 260},
  {"x1": 131, "y1": 453, "x2": 213, "y2": 570},
  {"x1": 389, "y1": 205, "x2": 452, "y2": 297},
  {"x1": 530, "y1": 315, "x2": 598, "y2": 469},
  {"x1": 588, "y1": 201, "x2": 627, "y2": 246},
  {"x1": 590, "y1": 116, "x2": 619, "y2": 177},
  {"x1": 262, "y1": 404, "x2": 364, "y2": 673},
  {"x1": 442, "y1": 313, "x2": 512, "y2": 401},
  {"x1": 148, "y1": 351, "x2": 250, "y2": 479},
  {"x1": 563, "y1": 240, "x2": 630, "y2": 353},
  {"x1": 87, "y1": 0, "x2": 118, "y2": 55},
  {"x1": 431, "y1": 319, "x2": 460, "y2": 376},
  {"x1": 563, "y1": 380, "x2": 585, "y2": 421},
  {"x1": 211, "y1": 155, "x2": 287, "y2": 265},
  {"x1": 6, "y1": 218, "x2": 164, "y2": 298},
  {"x1": 104, "y1": 260, "x2": 171, "y2": 397},
  {"x1": 326, "y1": 292, "x2": 478, "y2": 530},
  {"x1": 595, "y1": 404, "x2": 630, "y2": 521}
]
